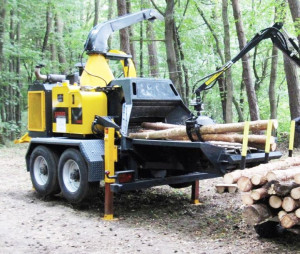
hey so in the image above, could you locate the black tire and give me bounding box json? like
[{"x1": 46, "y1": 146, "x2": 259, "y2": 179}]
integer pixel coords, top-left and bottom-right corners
[
  {"x1": 58, "y1": 148, "x2": 98, "y2": 203},
  {"x1": 254, "y1": 221, "x2": 286, "y2": 238},
  {"x1": 29, "y1": 145, "x2": 60, "y2": 196},
  {"x1": 169, "y1": 182, "x2": 193, "y2": 189}
]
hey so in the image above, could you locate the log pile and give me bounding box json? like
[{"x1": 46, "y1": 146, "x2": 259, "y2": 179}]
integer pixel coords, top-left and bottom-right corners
[
  {"x1": 129, "y1": 120, "x2": 278, "y2": 151},
  {"x1": 224, "y1": 156, "x2": 300, "y2": 229}
]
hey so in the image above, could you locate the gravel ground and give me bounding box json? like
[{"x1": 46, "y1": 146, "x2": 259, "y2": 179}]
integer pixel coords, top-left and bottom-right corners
[{"x1": 1, "y1": 144, "x2": 300, "y2": 254}]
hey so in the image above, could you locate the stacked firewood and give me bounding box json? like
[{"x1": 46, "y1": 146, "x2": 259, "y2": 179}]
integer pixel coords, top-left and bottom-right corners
[
  {"x1": 223, "y1": 157, "x2": 300, "y2": 229},
  {"x1": 129, "y1": 120, "x2": 278, "y2": 151}
]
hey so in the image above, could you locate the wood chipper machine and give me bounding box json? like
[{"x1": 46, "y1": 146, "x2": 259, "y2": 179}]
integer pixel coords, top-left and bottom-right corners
[{"x1": 20, "y1": 9, "x2": 284, "y2": 219}]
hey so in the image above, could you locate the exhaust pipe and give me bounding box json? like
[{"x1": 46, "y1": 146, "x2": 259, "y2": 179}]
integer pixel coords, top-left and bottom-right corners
[{"x1": 35, "y1": 65, "x2": 66, "y2": 83}]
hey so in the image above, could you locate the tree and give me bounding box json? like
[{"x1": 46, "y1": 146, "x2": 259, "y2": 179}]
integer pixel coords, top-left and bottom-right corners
[
  {"x1": 146, "y1": 22, "x2": 159, "y2": 77},
  {"x1": 93, "y1": 0, "x2": 100, "y2": 27},
  {"x1": 286, "y1": 0, "x2": 300, "y2": 146},
  {"x1": 54, "y1": 13, "x2": 67, "y2": 73},
  {"x1": 232, "y1": 0, "x2": 260, "y2": 121},
  {"x1": 117, "y1": 0, "x2": 130, "y2": 54},
  {"x1": 222, "y1": 0, "x2": 233, "y2": 123}
]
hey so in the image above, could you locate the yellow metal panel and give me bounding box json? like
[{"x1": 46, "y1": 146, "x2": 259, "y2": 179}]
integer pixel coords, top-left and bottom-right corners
[
  {"x1": 109, "y1": 49, "x2": 137, "y2": 77},
  {"x1": 104, "y1": 128, "x2": 118, "y2": 184},
  {"x1": 52, "y1": 84, "x2": 107, "y2": 135},
  {"x1": 289, "y1": 120, "x2": 296, "y2": 150},
  {"x1": 28, "y1": 91, "x2": 45, "y2": 131},
  {"x1": 80, "y1": 54, "x2": 114, "y2": 87},
  {"x1": 241, "y1": 121, "x2": 250, "y2": 157}
]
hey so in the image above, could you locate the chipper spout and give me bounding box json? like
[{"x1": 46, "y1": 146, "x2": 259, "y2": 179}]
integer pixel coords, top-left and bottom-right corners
[{"x1": 84, "y1": 9, "x2": 164, "y2": 54}]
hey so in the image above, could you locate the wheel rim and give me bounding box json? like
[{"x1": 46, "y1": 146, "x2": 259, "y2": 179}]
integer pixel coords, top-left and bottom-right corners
[
  {"x1": 33, "y1": 156, "x2": 49, "y2": 186},
  {"x1": 62, "y1": 159, "x2": 81, "y2": 193}
]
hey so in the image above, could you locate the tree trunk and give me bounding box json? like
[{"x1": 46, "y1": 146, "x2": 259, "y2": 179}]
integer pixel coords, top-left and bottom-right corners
[
  {"x1": 269, "y1": 195, "x2": 282, "y2": 209},
  {"x1": 146, "y1": 22, "x2": 159, "y2": 78},
  {"x1": 217, "y1": 72, "x2": 226, "y2": 122},
  {"x1": 107, "y1": 0, "x2": 114, "y2": 49},
  {"x1": 174, "y1": 26, "x2": 189, "y2": 105},
  {"x1": 165, "y1": 0, "x2": 180, "y2": 93},
  {"x1": 117, "y1": 0, "x2": 130, "y2": 54},
  {"x1": 0, "y1": 0, "x2": 6, "y2": 72},
  {"x1": 15, "y1": 9, "x2": 21, "y2": 130},
  {"x1": 54, "y1": 13, "x2": 67, "y2": 73},
  {"x1": 93, "y1": 0, "x2": 100, "y2": 26},
  {"x1": 286, "y1": 0, "x2": 300, "y2": 147},
  {"x1": 283, "y1": 55, "x2": 300, "y2": 119},
  {"x1": 232, "y1": 0, "x2": 259, "y2": 121},
  {"x1": 288, "y1": 0, "x2": 300, "y2": 44},
  {"x1": 126, "y1": 0, "x2": 137, "y2": 66},
  {"x1": 269, "y1": 45, "x2": 278, "y2": 119},
  {"x1": 42, "y1": 1, "x2": 52, "y2": 53},
  {"x1": 222, "y1": 0, "x2": 233, "y2": 123}
]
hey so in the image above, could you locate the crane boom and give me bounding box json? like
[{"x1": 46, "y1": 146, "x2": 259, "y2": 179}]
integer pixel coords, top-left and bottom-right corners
[{"x1": 193, "y1": 22, "x2": 300, "y2": 114}]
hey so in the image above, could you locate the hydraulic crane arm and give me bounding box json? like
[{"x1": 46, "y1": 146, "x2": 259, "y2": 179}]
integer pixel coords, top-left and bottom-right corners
[
  {"x1": 194, "y1": 22, "x2": 300, "y2": 99},
  {"x1": 84, "y1": 9, "x2": 164, "y2": 54}
]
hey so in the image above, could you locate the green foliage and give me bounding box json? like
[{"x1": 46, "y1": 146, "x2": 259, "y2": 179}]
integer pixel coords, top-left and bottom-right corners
[{"x1": 0, "y1": 0, "x2": 298, "y2": 141}]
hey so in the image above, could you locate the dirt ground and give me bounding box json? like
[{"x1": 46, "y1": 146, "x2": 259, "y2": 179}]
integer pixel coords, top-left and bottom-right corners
[{"x1": 1, "y1": 144, "x2": 300, "y2": 254}]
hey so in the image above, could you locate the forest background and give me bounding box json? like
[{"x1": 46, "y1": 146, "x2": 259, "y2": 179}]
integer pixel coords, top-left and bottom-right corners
[{"x1": 0, "y1": 0, "x2": 300, "y2": 145}]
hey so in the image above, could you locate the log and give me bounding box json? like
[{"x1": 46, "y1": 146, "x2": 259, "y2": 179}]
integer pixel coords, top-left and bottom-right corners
[
  {"x1": 295, "y1": 208, "x2": 300, "y2": 218},
  {"x1": 251, "y1": 188, "x2": 268, "y2": 200},
  {"x1": 241, "y1": 192, "x2": 254, "y2": 205},
  {"x1": 281, "y1": 213, "x2": 299, "y2": 228},
  {"x1": 200, "y1": 119, "x2": 278, "y2": 134},
  {"x1": 128, "y1": 127, "x2": 187, "y2": 140},
  {"x1": 141, "y1": 119, "x2": 278, "y2": 134},
  {"x1": 201, "y1": 133, "x2": 275, "y2": 145},
  {"x1": 291, "y1": 187, "x2": 300, "y2": 200},
  {"x1": 141, "y1": 122, "x2": 181, "y2": 130},
  {"x1": 274, "y1": 182, "x2": 299, "y2": 196},
  {"x1": 129, "y1": 129, "x2": 276, "y2": 150},
  {"x1": 215, "y1": 184, "x2": 238, "y2": 194},
  {"x1": 224, "y1": 157, "x2": 300, "y2": 184},
  {"x1": 251, "y1": 174, "x2": 267, "y2": 186},
  {"x1": 250, "y1": 181, "x2": 277, "y2": 200},
  {"x1": 228, "y1": 186, "x2": 238, "y2": 193},
  {"x1": 294, "y1": 173, "x2": 300, "y2": 184},
  {"x1": 278, "y1": 210, "x2": 287, "y2": 221},
  {"x1": 266, "y1": 167, "x2": 300, "y2": 182},
  {"x1": 237, "y1": 176, "x2": 253, "y2": 192},
  {"x1": 216, "y1": 185, "x2": 225, "y2": 194},
  {"x1": 242, "y1": 204, "x2": 273, "y2": 225},
  {"x1": 282, "y1": 197, "x2": 300, "y2": 212},
  {"x1": 269, "y1": 195, "x2": 282, "y2": 209}
]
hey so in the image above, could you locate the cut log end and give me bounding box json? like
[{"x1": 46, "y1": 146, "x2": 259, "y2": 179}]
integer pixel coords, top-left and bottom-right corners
[
  {"x1": 242, "y1": 204, "x2": 272, "y2": 225},
  {"x1": 251, "y1": 188, "x2": 268, "y2": 201},
  {"x1": 291, "y1": 187, "x2": 300, "y2": 200},
  {"x1": 269, "y1": 195, "x2": 282, "y2": 209},
  {"x1": 282, "y1": 197, "x2": 300, "y2": 212},
  {"x1": 281, "y1": 213, "x2": 299, "y2": 229},
  {"x1": 295, "y1": 173, "x2": 300, "y2": 184},
  {"x1": 237, "y1": 176, "x2": 253, "y2": 192},
  {"x1": 251, "y1": 174, "x2": 267, "y2": 186},
  {"x1": 241, "y1": 193, "x2": 254, "y2": 205},
  {"x1": 278, "y1": 210, "x2": 287, "y2": 221}
]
